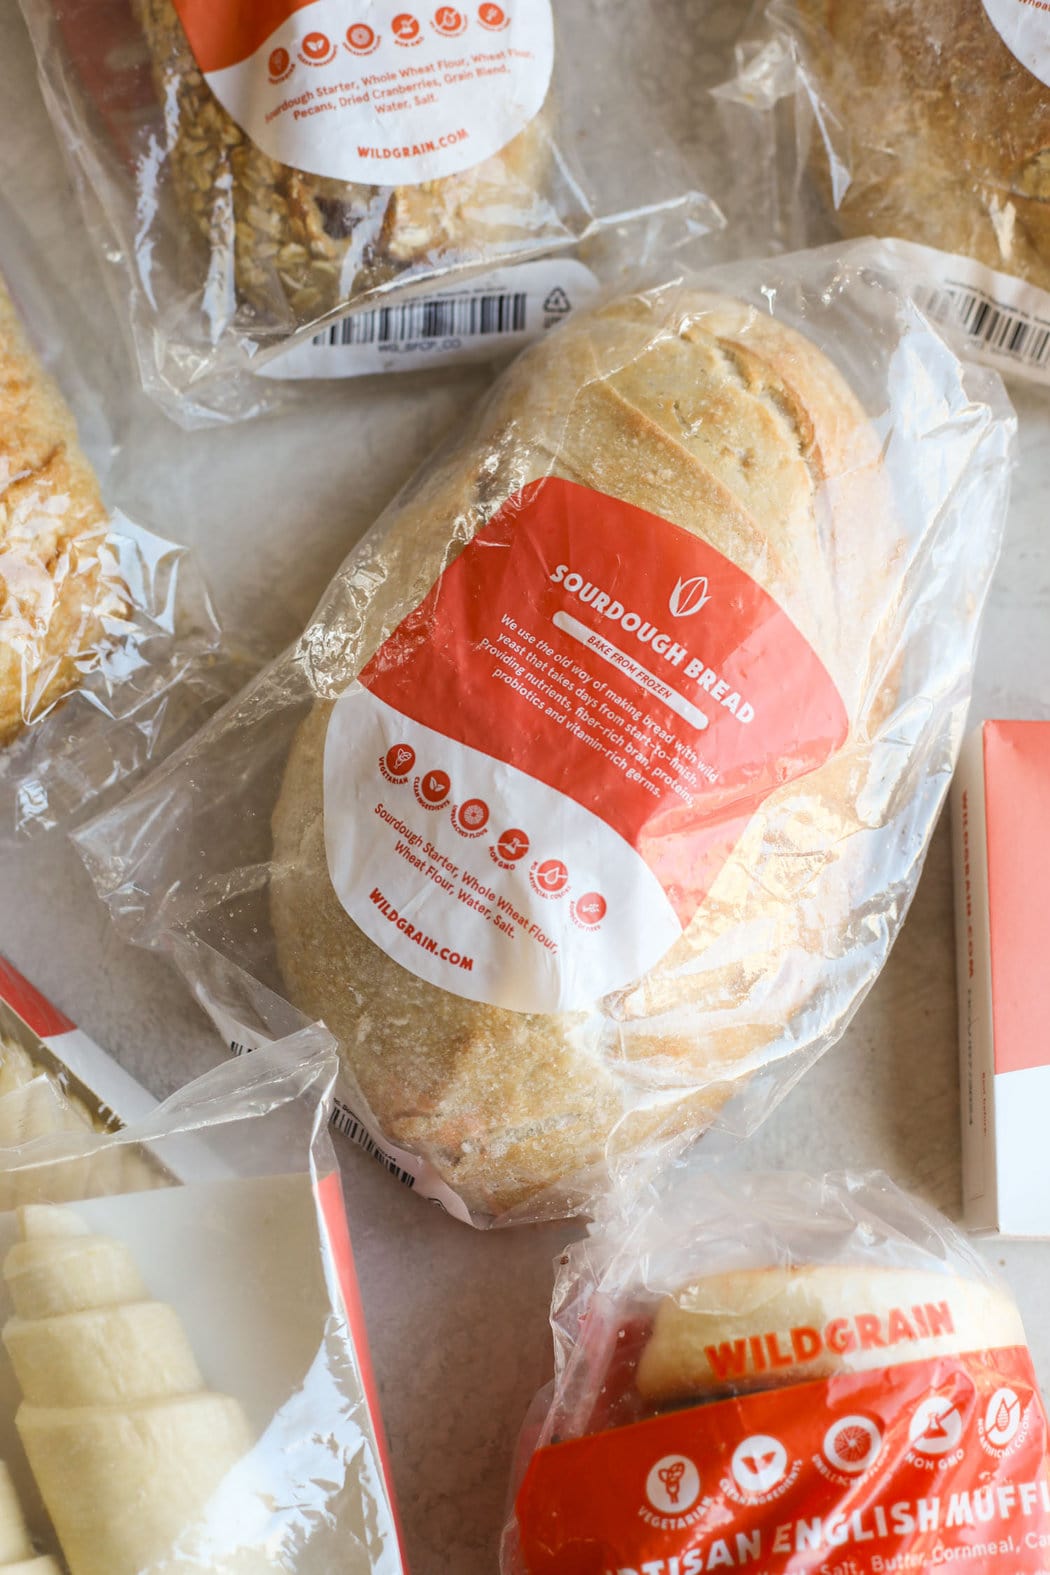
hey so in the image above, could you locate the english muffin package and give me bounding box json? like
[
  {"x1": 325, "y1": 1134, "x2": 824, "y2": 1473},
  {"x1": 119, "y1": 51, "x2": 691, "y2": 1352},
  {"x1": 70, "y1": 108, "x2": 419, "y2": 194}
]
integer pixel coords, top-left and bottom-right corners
[
  {"x1": 77, "y1": 240, "x2": 1013, "y2": 1227},
  {"x1": 17, "y1": 0, "x2": 717, "y2": 426},
  {"x1": 0, "y1": 1025, "x2": 406, "y2": 1574},
  {"x1": 719, "y1": 0, "x2": 1050, "y2": 386},
  {"x1": 0, "y1": 197, "x2": 235, "y2": 840},
  {"x1": 502, "y1": 1170, "x2": 1050, "y2": 1575}
]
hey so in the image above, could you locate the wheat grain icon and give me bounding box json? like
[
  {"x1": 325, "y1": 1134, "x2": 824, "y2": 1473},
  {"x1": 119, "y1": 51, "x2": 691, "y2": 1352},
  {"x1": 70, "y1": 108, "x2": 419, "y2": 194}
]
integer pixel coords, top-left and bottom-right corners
[{"x1": 3, "y1": 1205, "x2": 258, "y2": 1575}]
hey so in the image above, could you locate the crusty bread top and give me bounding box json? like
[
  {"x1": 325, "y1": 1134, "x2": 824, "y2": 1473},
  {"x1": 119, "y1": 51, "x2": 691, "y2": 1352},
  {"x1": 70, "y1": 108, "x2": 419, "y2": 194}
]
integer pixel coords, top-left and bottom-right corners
[
  {"x1": 636, "y1": 1263, "x2": 1026, "y2": 1405},
  {"x1": 0, "y1": 277, "x2": 117, "y2": 747},
  {"x1": 797, "y1": 0, "x2": 1050, "y2": 287}
]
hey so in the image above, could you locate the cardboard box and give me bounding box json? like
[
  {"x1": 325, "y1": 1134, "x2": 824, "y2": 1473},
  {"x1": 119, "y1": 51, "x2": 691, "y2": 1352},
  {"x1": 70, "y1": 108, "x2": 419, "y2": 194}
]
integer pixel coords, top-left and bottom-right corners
[{"x1": 952, "y1": 721, "x2": 1050, "y2": 1235}]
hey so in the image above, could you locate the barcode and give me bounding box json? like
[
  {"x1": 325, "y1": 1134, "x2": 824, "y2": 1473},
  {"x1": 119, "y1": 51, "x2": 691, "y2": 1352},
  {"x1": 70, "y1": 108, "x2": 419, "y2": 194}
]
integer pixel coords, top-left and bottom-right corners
[
  {"x1": 916, "y1": 281, "x2": 1050, "y2": 366},
  {"x1": 332, "y1": 1099, "x2": 417, "y2": 1189},
  {"x1": 315, "y1": 289, "x2": 528, "y2": 348},
  {"x1": 230, "y1": 1040, "x2": 251, "y2": 1056}
]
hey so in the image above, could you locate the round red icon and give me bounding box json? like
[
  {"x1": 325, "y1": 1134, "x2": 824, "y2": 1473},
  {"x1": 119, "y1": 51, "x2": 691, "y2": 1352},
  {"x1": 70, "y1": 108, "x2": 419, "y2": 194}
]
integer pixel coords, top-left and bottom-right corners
[
  {"x1": 571, "y1": 892, "x2": 607, "y2": 928},
  {"x1": 393, "y1": 11, "x2": 422, "y2": 40},
  {"x1": 418, "y1": 769, "x2": 451, "y2": 806},
  {"x1": 384, "y1": 744, "x2": 415, "y2": 779},
  {"x1": 478, "y1": 2, "x2": 508, "y2": 27},
  {"x1": 458, "y1": 798, "x2": 489, "y2": 832},
  {"x1": 433, "y1": 5, "x2": 467, "y2": 35},
  {"x1": 300, "y1": 30, "x2": 335, "y2": 63},
  {"x1": 346, "y1": 22, "x2": 378, "y2": 51},
  {"x1": 268, "y1": 46, "x2": 292, "y2": 79},
  {"x1": 531, "y1": 858, "x2": 569, "y2": 898},
  {"x1": 496, "y1": 829, "x2": 529, "y2": 863}
]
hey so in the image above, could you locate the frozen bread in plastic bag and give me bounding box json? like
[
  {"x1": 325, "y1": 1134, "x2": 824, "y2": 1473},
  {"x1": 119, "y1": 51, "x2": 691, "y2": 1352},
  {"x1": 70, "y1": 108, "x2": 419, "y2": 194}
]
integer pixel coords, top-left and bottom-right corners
[
  {"x1": 78, "y1": 240, "x2": 1013, "y2": 1225},
  {"x1": 503, "y1": 1170, "x2": 1049, "y2": 1574}
]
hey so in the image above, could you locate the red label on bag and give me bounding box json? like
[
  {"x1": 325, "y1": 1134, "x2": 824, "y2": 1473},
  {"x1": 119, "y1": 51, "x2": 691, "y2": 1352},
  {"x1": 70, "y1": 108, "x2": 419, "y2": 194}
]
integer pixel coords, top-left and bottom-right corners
[
  {"x1": 0, "y1": 955, "x2": 74, "y2": 1038},
  {"x1": 516, "y1": 1347, "x2": 1050, "y2": 1574},
  {"x1": 323, "y1": 478, "x2": 847, "y2": 1014}
]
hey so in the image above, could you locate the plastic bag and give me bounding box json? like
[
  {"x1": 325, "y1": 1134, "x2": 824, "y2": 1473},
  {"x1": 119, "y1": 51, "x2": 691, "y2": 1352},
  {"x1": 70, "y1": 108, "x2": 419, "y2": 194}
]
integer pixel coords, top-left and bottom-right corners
[
  {"x1": 503, "y1": 1169, "x2": 1050, "y2": 1575},
  {"x1": 717, "y1": 0, "x2": 1050, "y2": 386},
  {"x1": 0, "y1": 1023, "x2": 406, "y2": 1574},
  {"x1": 0, "y1": 195, "x2": 238, "y2": 840},
  {"x1": 16, "y1": 0, "x2": 719, "y2": 426},
  {"x1": 76, "y1": 240, "x2": 1014, "y2": 1228}
]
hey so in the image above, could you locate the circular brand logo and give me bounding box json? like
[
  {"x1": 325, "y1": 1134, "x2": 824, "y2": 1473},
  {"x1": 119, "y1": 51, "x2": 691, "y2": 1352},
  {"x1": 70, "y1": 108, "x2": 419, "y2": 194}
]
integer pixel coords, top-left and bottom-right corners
[
  {"x1": 418, "y1": 769, "x2": 451, "y2": 806},
  {"x1": 823, "y1": 1416, "x2": 883, "y2": 1475},
  {"x1": 909, "y1": 1396, "x2": 965, "y2": 1457},
  {"x1": 346, "y1": 22, "x2": 379, "y2": 51},
  {"x1": 433, "y1": 5, "x2": 467, "y2": 34},
  {"x1": 299, "y1": 31, "x2": 336, "y2": 64},
  {"x1": 645, "y1": 1455, "x2": 700, "y2": 1515},
  {"x1": 731, "y1": 1435, "x2": 788, "y2": 1496},
  {"x1": 530, "y1": 858, "x2": 569, "y2": 897},
  {"x1": 384, "y1": 744, "x2": 416, "y2": 779},
  {"x1": 268, "y1": 46, "x2": 292, "y2": 79},
  {"x1": 392, "y1": 11, "x2": 422, "y2": 40},
  {"x1": 984, "y1": 1388, "x2": 1023, "y2": 1449},
  {"x1": 571, "y1": 892, "x2": 606, "y2": 928}
]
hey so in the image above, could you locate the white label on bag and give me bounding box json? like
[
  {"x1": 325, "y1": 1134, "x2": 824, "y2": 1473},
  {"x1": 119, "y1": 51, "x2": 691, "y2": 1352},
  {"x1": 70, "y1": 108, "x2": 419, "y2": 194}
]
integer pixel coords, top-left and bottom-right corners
[
  {"x1": 172, "y1": 0, "x2": 554, "y2": 185},
  {"x1": 323, "y1": 478, "x2": 847, "y2": 1015},
  {"x1": 983, "y1": 0, "x2": 1050, "y2": 88},
  {"x1": 880, "y1": 239, "x2": 1050, "y2": 384},
  {"x1": 261, "y1": 260, "x2": 600, "y2": 378}
]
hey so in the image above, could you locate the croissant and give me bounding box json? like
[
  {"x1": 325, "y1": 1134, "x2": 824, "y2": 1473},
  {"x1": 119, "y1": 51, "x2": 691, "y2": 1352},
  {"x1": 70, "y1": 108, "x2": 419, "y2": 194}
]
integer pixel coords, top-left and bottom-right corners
[{"x1": 4, "y1": 1206, "x2": 255, "y2": 1575}]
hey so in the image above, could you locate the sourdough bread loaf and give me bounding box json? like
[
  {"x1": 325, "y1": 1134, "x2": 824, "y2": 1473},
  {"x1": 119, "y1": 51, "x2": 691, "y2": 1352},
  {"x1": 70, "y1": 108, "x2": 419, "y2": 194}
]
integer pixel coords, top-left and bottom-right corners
[
  {"x1": 132, "y1": 0, "x2": 554, "y2": 330},
  {"x1": 271, "y1": 287, "x2": 899, "y2": 1217},
  {"x1": 0, "y1": 279, "x2": 121, "y2": 748},
  {"x1": 796, "y1": 0, "x2": 1050, "y2": 287}
]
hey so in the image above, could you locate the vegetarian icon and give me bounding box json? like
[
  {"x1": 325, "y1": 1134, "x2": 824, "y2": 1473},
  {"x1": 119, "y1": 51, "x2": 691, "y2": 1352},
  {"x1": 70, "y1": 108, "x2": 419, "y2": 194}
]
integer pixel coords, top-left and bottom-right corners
[
  {"x1": 3, "y1": 1205, "x2": 257, "y2": 1575},
  {"x1": 657, "y1": 1459, "x2": 685, "y2": 1504}
]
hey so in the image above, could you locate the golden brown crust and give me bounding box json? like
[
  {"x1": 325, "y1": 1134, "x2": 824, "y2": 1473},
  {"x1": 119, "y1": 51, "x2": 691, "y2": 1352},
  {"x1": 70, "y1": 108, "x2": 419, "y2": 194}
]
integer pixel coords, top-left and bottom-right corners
[
  {"x1": 271, "y1": 288, "x2": 898, "y2": 1217},
  {"x1": 797, "y1": 0, "x2": 1050, "y2": 287},
  {"x1": 132, "y1": 0, "x2": 555, "y2": 333},
  {"x1": 0, "y1": 278, "x2": 117, "y2": 748}
]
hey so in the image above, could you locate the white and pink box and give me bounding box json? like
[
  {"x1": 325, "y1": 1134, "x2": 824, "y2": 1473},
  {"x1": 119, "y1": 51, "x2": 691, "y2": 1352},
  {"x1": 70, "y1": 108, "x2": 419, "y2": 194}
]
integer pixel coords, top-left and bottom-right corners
[{"x1": 952, "y1": 720, "x2": 1050, "y2": 1235}]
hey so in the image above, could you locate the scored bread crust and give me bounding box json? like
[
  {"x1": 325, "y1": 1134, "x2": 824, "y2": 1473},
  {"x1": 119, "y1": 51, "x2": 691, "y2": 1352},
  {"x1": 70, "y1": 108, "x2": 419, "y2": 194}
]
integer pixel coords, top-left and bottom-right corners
[
  {"x1": 0, "y1": 279, "x2": 119, "y2": 749},
  {"x1": 132, "y1": 0, "x2": 556, "y2": 332},
  {"x1": 797, "y1": 0, "x2": 1050, "y2": 288},
  {"x1": 271, "y1": 287, "x2": 901, "y2": 1218},
  {"x1": 636, "y1": 1263, "x2": 1027, "y2": 1405}
]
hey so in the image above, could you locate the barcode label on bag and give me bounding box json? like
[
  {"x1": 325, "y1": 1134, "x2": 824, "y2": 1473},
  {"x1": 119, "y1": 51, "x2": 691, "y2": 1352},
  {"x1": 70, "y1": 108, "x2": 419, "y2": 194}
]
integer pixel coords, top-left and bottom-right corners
[
  {"x1": 881, "y1": 239, "x2": 1050, "y2": 384},
  {"x1": 261, "y1": 259, "x2": 600, "y2": 380},
  {"x1": 332, "y1": 1099, "x2": 417, "y2": 1189}
]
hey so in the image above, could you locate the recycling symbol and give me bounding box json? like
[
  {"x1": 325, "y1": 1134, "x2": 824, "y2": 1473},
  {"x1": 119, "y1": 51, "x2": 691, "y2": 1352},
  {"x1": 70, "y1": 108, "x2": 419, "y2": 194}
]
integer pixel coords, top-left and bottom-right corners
[{"x1": 543, "y1": 288, "x2": 572, "y2": 315}]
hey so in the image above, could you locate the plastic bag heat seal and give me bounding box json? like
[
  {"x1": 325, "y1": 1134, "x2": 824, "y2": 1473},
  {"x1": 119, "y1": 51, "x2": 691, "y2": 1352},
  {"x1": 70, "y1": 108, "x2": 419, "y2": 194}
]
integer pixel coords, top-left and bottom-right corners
[{"x1": 77, "y1": 239, "x2": 1015, "y2": 1227}]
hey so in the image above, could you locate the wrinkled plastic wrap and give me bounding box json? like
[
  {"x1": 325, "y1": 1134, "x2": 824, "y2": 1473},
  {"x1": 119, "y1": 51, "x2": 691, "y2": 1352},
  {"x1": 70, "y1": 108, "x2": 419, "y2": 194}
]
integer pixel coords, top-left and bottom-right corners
[
  {"x1": 503, "y1": 1170, "x2": 1050, "y2": 1574},
  {"x1": 77, "y1": 241, "x2": 1014, "y2": 1227},
  {"x1": 719, "y1": 0, "x2": 1050, "y2": 385},
  {"x1": 17, "y1": 0, "x2": 718, "y2": 425},
  {"x1": 0, "y1": 1024, "x2": 405, "y2": 1574},
  {"x1": 0, "y1": 196, "x2": 237, "y2": 840}
]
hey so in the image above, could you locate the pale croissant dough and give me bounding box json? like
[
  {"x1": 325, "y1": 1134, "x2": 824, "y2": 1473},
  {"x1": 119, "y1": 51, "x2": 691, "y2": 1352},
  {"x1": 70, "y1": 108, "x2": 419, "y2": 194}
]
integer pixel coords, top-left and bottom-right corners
[
  {"x1": 4, "y1": 1205, "x2": 258, "y2": 1575},
  {"x1": 797, "y1": 0, "x2": 1050, "y2": 289},
  {"x1": 636, "y1": 1264, "x2": 1027, "y2": 1406},
  {"x1": 0, "y1": 1457, "x2": 59, "y2": 1572},
  {"x1": 133, "y1": 0, "x2": 553, "y2": 328},
  {"x1": 0, "y1": 278, "x2": 121, "y2": 748},
  {"x1": 271, "y1": 288, "x2": 901, "y2": 1217}
]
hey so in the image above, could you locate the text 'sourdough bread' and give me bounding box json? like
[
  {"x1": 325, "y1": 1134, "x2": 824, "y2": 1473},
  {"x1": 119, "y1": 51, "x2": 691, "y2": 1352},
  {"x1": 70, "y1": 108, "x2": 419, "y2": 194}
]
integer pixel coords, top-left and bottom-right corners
[
  {"x1": 271, "y1": 286, "x2": 902, "y2": 1217},
  {"x1": 636, "y1": 1264, "x2": 1028, "y2": 1407},
  {"x1": 0, "y1": 278, "x2": 123, "y2": 748},
  {"x1": 3, "y1": 1205, "x2": 258, "y2": 1575},
  {"x1": 796, "y1": 0, "x2": 1050, "y2": 288},
  {"x1": 132, "y1": 0, "x2": 553, "y2": 330}
]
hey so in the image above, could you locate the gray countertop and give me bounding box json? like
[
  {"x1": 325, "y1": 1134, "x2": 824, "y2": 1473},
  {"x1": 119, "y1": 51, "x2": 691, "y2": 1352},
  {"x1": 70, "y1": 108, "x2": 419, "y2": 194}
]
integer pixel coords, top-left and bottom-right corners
[{"x1": 3, "y1": 5, "x2": 1050, "y2": 1572}]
